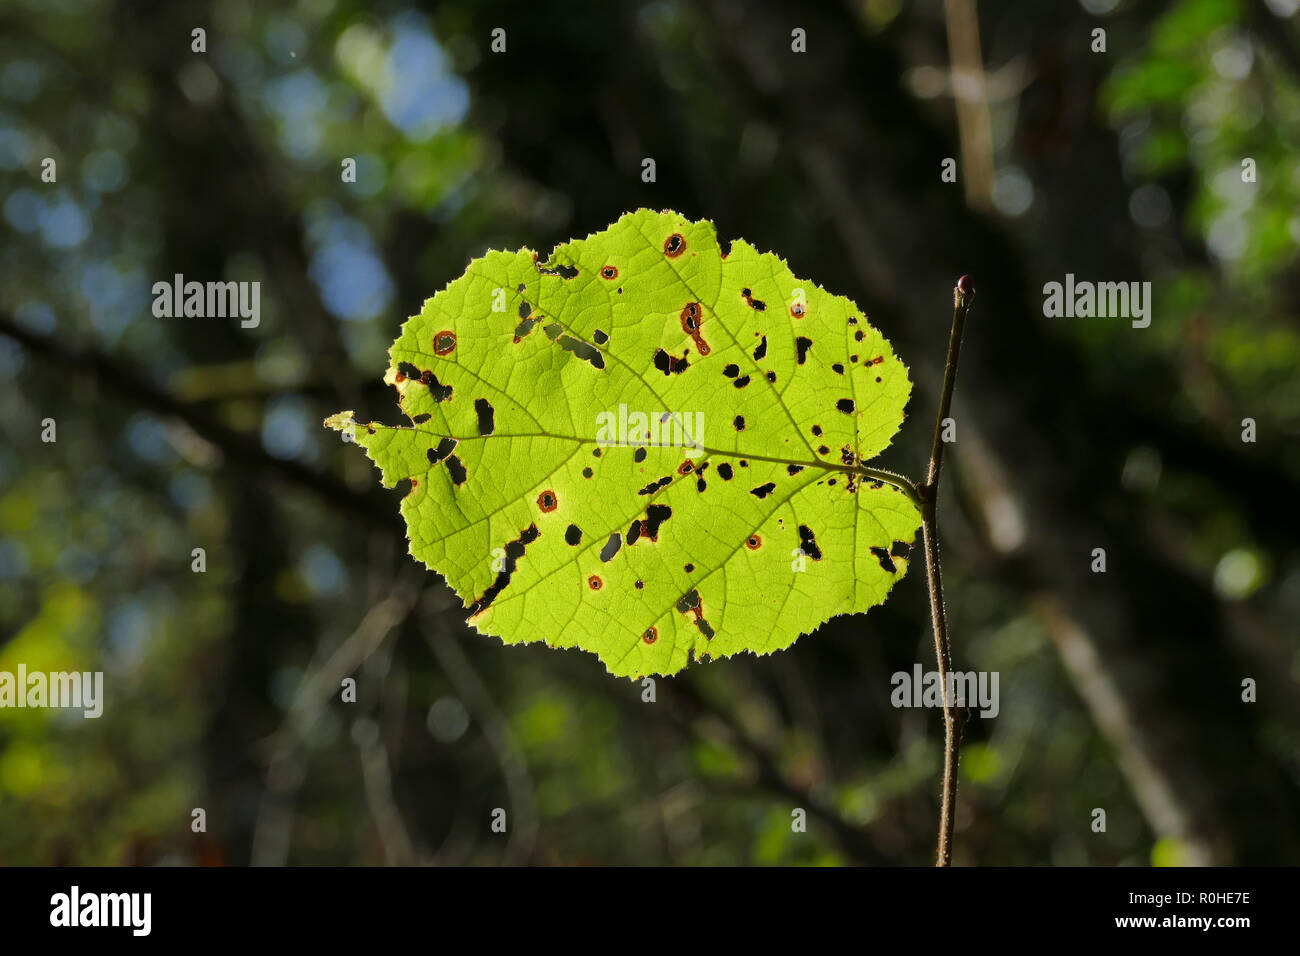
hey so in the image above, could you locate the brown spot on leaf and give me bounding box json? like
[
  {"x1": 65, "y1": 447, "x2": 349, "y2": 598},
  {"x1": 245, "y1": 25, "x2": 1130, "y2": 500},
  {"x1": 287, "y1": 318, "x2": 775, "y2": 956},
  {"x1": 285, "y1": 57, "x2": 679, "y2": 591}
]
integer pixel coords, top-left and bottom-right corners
[
  {"x1": 538, "y1": 490, "x2": 558, "y2": 512},
  {"x1": 434, "y1": 330, "x2": 457, "y2": 355},
  {"x1": 588, "y1": 575, "x2": 603, "y2": 590},
  {"x1": 664, "y1": 233, "x2": 686, "y2": 257},
  {"x1": 680, "y1": 302, "x2": 710, "y2": 356},
  {"x1": 675, "y1": 588, "x2": 714, "y2": 639},
  {"x1": 643, "y1": 626, "x2": 658, "y2": 645},
  {"x1": 601, "y1": 265, "x2": 618, "y2": 280},
  {"x1": 746, "y1": 535, "x2": 762, "y2": 550}
]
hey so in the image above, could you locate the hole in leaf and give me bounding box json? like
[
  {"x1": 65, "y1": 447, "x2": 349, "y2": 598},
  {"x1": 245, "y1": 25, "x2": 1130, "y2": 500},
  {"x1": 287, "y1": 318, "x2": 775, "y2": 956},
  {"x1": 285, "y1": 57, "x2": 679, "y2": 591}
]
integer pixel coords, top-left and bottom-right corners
[
  {"x1": 565, "y1": 524, "x2": 583, "y2": 545},
  {"x1": 644, "y1": 504, "x2": 672, "y2": 539},
  {"x1": 795, "y1": 337, "x2": 812, "y2": 364},
  {"x1": 446, "y1": 455, "x2": 467, "y2": 485},
  {"x1": 601, "y1": 265, "x2": 618, "y2": 280},
  {"x1": 558, "y1": 335, "x2": 606, "y2": 369},
  {"x1": 637, "y1": 475, "x2": 673, "y2": 496},
  {"x1": 467, "y1": 524, "x2": 540, "y2": 616},
  {"x1": 514, "y1": 317, "x2": 538, "y2": 341},
  {"x1": 798, "y1": 525, "x2": 823, "y2": 560},
  {"x1": 538, "y1": 490, "x2": 558, "y2": 512},
  {"x1": 475, "y1": 398, "x2": 495, "y2": 435},
  {"x1": 427, "y1": 437, "x2": 458, "y2": 465},
  {"x1": 653, "y1": 348, "x2": 690, "y2": 375},
  {"x1": 664, "y1": 233, "x2": 685, "y2": 257}
]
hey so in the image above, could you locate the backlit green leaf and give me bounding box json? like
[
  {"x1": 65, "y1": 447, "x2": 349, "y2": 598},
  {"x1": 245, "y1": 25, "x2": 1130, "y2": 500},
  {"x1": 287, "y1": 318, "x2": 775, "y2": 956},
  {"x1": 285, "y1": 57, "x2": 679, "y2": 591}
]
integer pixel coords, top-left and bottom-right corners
[{"x1": 326, "y1": 209, "x2": 919, "y2": 677}]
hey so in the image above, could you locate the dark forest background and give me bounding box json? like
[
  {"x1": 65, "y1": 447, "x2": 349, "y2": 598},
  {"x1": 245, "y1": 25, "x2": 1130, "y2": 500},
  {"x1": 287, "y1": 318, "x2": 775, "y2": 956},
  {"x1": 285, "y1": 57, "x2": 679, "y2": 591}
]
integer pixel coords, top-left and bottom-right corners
[{"x1": 1, "y1": 0, "x2": 1298, "y2": 865}]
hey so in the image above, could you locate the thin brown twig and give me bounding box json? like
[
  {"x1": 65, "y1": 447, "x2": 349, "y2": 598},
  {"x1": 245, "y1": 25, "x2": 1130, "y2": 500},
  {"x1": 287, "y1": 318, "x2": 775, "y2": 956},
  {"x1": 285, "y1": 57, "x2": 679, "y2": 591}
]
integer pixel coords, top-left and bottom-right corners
[{"x1": 921, "y1": 276, "x2": 975, "y2": 866}]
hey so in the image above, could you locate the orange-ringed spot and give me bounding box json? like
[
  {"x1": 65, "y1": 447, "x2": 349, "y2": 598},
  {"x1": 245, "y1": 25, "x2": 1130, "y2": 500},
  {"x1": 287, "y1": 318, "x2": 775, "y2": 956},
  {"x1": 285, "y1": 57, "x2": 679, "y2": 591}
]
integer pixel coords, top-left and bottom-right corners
[
  {"x1": 601, "y1": 265, "x2": 618, "y2": 280},
  {"x1": 588, "y1": 575, "x2": 603, "y2": 590},
  {"x1": 433, "y1": 330, "x2": 457, "y2": 355},
  {"x1": 746, "y1": 535, "x2": 762, "y2": 550},
  {"x1": 538, "y1": 490, "x2": 558, "y2": 512},
  {"x1": 680, "y1": 301, "x2": 710, "y2": 356},
  {"x1": 642, "y1": 626, "x2": 658, "y2": 645},
  {"x1": 664, "y1": 233, "x2": 685, "y2": 257}
]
